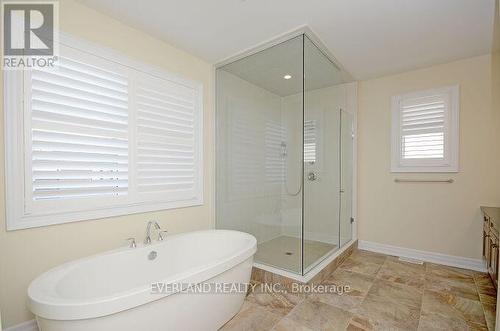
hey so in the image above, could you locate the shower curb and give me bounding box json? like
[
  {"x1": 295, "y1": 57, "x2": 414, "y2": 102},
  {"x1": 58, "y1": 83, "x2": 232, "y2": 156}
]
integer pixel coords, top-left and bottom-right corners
[{"x1": 250, "y1": 239, "x2": 357, "y2": 291}]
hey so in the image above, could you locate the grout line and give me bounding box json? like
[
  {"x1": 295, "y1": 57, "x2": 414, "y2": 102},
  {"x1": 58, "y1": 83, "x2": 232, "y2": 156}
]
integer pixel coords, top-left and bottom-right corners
[
  {"x1": 430, "y1": 269, "x2": 487, "y2": 329},
  {"x1": 343, "y1": 309, "x2": 357, "y2": 330},
  {"x1": 416, "y1": 262, "x2": 428, "y2": 331},
  {"x1": 417, "y1": 286, "x2": 425, "y2": 330},
  {"x1": 335, "y1": 253, "x2": 387, "y2": 279},
  {"x1": 351, "y1": 255, "x2": 424, "y2": 330},
  {"x1": 473, "y1": 274, "x2": 492, "y2": 330},
  {"x1": 317, "y1": 250, "x2": 383, "y2": 329},
  {"x1": 345, "y1": 273, "x2": 377, "y2": 328},
  {"x1": 342, "y1": 256, "x2": 385, "y2": 326},
  {"x1": 274, "y1": 296, "x2": 305, "y2": 328}
]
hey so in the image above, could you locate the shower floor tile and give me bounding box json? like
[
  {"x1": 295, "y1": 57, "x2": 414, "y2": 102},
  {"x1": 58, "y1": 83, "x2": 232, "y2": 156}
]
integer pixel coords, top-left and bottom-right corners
[{"x1": 255, "y1": 236, "x2": 336, "y2": 273}]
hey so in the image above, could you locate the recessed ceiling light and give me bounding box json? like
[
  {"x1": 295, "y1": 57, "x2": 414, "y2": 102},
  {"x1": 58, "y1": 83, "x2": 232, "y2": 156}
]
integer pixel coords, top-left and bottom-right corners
[{"x1": 283, "y1": 74, "x2": 292, "y2": 80}]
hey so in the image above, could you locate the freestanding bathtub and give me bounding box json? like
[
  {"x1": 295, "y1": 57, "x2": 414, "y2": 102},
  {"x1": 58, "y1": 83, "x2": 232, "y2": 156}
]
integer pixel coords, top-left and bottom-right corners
[{"x1": 28, "y1": 230, "x2": 257, "y2": 331}]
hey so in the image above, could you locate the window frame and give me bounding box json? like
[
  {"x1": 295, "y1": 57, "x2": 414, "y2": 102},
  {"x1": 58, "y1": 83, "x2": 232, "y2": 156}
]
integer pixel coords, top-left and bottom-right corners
[
  {"x1": 4, "y1": 33, "x2": 204, "y2": 230},
  {"x1": 390, "y1": 85, "x2": 459, "y2": 173}
]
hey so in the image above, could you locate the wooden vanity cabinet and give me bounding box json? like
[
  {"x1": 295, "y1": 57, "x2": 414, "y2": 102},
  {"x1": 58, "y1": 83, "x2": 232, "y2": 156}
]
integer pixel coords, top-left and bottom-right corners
[
  {"x1": 488, "y1": 229, "x2": 499, "y2": 288},
  {"x1": 483, "y1": 215, "x2": 491, "y2": 268},
  {"x1": 481, "y1": 207, "x2": 500, "y2": 289}
]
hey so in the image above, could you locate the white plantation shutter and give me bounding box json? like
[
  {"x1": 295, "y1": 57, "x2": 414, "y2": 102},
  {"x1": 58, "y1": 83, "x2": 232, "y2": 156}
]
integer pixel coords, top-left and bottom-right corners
[
  {"x1": 4, "y1": 36, "x2": 203, "y2": 230},
  {"x1": 29, "y1": 56, "x2": 129, "y2": 203},
  {"x1": 135, "y1": 73, "x2": 201, "y2": 202},
  {"x1": 391, "y1": 86, "x2": 459, "y2": 172},
  {"x1": 400, "y1": 95, "x2": 445, "y2": 159}
]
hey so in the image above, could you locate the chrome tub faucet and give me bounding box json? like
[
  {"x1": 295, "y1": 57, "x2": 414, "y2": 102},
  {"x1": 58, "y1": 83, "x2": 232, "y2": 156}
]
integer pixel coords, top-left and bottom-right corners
[{"x1": 144, "y1": 221, "x2": 161, "y2": 245}]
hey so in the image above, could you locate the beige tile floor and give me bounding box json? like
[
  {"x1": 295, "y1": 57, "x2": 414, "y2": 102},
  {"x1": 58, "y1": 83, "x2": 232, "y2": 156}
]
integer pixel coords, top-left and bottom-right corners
[
  {"x1": 255, "y1": 236, "x2": 336, "y2": 273},
  {"x1": 220, "y1": 249, "x2": 497, "y2": 331}
]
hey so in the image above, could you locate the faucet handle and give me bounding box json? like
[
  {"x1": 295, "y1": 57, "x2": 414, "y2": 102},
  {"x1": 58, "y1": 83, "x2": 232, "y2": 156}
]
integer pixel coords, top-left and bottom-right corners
[
  {"x1": 125, "y1": 237, "x2": 137, "y2": 248},
  {"x1": 158, "y1": 230, "x2": 168, "y2": 241}
]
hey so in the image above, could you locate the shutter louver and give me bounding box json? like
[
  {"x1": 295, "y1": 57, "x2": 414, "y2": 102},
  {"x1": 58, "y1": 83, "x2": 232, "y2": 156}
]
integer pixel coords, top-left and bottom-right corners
[
  {"x1": 400, "y1": 95, "x2": 446, "y2": 159},
  {"x1": 136, "y1": 75, "x2": 199, "y2": 199},
  {"x1": 228, "y1": 108, "x2": 261, "y2": 198},
  {"x1": 304, "y1": 119, "x2": 316, "y2": 164},
  {"x1": 265, "y1": 120, "x2": 286, "y2": 183},
  {"x1": 30, "y1": 57, "x2": 129, "y2": 200}
]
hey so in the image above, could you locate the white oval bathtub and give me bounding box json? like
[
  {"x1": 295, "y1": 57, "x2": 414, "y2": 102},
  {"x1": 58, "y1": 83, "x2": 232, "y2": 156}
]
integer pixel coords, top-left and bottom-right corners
[{"x1": 28, "y1": 230, "x2": 257, "y2": 331}]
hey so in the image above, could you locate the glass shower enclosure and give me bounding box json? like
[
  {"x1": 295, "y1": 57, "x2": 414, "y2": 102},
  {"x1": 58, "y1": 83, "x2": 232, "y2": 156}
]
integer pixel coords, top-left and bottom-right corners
[{"x1": 216, "y1": 34, "x2": 353, "y2": 276}]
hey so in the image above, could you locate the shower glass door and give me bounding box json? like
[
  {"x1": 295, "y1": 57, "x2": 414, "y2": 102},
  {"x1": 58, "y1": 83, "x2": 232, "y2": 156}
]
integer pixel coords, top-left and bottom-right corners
[
  {"x1": 302, "y1": 36, "x2": 344, "y2": 273},
  {"x1": 216, "y1": 36, "x2": 304, "y2": 273},
  {"x1": 340, "y1": 110, "x2": 354, "y2": 247}
]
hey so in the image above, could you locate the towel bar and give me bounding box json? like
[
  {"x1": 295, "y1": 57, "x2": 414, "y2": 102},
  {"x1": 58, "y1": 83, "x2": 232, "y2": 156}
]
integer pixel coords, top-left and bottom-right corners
[{"x1": 394, "y1": 178, "x2": 454, "y2": 183}]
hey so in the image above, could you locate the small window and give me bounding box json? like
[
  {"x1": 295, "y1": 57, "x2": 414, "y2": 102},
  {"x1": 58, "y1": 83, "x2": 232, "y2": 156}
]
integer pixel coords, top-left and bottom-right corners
[
  {"x1": 4, "y1": 34, "x2": 203, "y2": 230},
  {"x1": 391, "y1": 85, "x2": 459, "y2": 172}
]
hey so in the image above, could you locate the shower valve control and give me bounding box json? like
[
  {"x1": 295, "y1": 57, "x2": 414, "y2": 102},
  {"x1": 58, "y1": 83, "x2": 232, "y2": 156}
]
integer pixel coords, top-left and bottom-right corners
[{"x1": 307, "y1": 172, "x2": 317, "y2": 181}]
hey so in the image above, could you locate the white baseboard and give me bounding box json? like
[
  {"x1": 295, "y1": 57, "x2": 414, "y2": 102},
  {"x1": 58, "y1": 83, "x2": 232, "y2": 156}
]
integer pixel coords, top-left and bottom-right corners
[
  {"x1": 3, "y1": 320, "x2": 38, "y2": 331},
  {"x1": 358, "y1": 240, "x2": 487, "y2": 272}
]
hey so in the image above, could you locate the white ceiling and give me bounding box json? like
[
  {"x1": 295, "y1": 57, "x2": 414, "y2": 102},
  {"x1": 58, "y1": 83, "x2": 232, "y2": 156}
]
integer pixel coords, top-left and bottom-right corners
[
  {"x1": 221, "y1": 35, "x2": 345, "y2": 96},
  {"x1": 77, "y1": 0, "x2": 495, "y2": 80}
]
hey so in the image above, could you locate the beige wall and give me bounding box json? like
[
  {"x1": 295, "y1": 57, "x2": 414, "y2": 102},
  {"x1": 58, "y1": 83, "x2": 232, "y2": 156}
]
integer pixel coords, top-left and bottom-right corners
[
  {"x1": 0, "y1": 0, "x2": 214, "y2": 328},
  {"x1": 490, "y1": 1, "x2": 499, "y2": 327},
  {"x1": 493, "y1": 2, "x2": 500, "y2": 184},
  {"x1": 357, "y1": 54, "x2": 499, "y2": 260}
]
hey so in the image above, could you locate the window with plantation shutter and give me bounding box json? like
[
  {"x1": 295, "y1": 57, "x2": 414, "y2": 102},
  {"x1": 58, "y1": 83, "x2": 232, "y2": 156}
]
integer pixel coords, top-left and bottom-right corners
[
  {"x1": 4, "y1": 35, "x2": 203, "y2": 230},
  {"x1": 391, "y1": 86, "x2": 459, "y2": 172}
]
